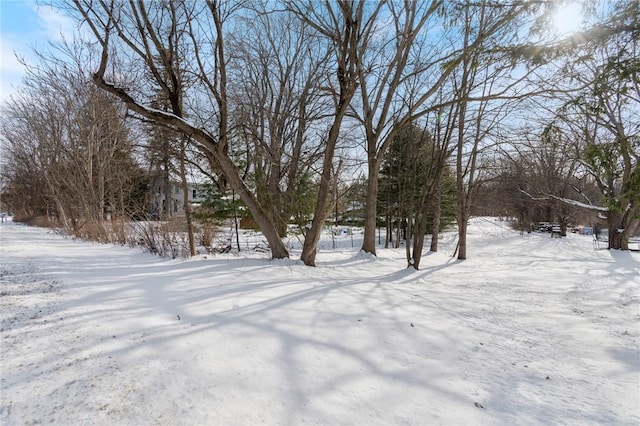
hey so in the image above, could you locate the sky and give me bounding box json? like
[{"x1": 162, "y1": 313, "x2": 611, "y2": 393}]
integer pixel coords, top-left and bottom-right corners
[
  {"x1": 0, "y1": 0, "x2": 588, "y2": 107},
  {"x1": 0, "y1": 0, "x2": 75, "y2": 103}
]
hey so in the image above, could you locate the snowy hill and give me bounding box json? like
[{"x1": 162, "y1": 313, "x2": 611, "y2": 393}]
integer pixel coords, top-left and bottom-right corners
[{"x1": 1, "y1": 217, "x2": 638, "y2": 425}]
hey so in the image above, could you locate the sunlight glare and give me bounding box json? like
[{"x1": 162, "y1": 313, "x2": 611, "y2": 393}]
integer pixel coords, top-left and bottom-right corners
[{"x1": 551, "y1": 2, "x2": 584, "y2": 37}]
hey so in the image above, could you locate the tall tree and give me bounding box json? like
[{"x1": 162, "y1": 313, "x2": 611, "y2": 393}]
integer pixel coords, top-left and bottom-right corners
[
  {"x1": 70, "y1": 0, "x2": 290, "y2": 258},
  {"x1": 557, "y1": 49, "x2": 639, "y2": 247},
  {"x1": 229, "y1": 7, "x2": 330, "y2": 237},
  {"x1": 447, "y1": 0, "x2": 531, "y2": 260},
  {"x1": 378, "y1": 122, "x2": 442, "y2": 268},
  {"x1": 529, "y1": 0, "x2": 639, "y2": 248},
  {"x1": 286, "y1": 0, "x2": 384, "y2": 266},
  {"x1": 357, "y1": 0, "x2": 530, "y2": 257},
  {"x1": 428, "y1": 100, "x2": 459, "y2": 252},
  {"x1": 355, "y1": 0, "x2": 442, "y2": 256}
]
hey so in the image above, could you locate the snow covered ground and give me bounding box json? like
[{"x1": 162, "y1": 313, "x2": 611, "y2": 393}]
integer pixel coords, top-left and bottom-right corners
[{"x1": 1, "y1": 217, "x2": 638, "y2": 425}]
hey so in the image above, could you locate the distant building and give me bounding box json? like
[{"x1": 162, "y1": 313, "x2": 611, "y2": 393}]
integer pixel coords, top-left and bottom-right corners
[
  {"x1": 338, "y1": 201, "x2": 365, "y2": 225},
  {"x1": 149, "y1": 180, "x2": 206, "y2": 218}
]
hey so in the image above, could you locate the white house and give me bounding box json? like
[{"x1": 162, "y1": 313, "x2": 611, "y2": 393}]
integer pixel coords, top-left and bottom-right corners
[{"x1": 150, "y1": 181, "x2": 206, "y2": 218}]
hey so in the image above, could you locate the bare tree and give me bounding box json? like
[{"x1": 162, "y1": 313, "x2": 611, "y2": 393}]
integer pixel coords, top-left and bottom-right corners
[
  {"x1": 228, "y1": 7, "x2": 330, "y2": 237},
  {"x1": 356, "y1": 0, "x2": 530, "y2": 257},
  {"x1": 70, "y1": 0, "x2": 290, "y2": 258},
  {"x1": 554, "y1": 61, "x2": 639, "y2": 248},
  {"x1": 354, "y1": 0, "x2": 443, "y2": 256},
  {"x1": 515, "y1": 0, "x2": 639, "y2": 249},
  {"x1": 286, "y1": 0, "x2": 384, "y2": 266},
  {"x1": 446, "y1": 1, "x2": 533, "y2": 260},
  {"x1": 429, "y1": 98, "x2": 459, "y2": 252},
  {"x1": 1, "y1": 44, "x2": 142, "y2": 234}
]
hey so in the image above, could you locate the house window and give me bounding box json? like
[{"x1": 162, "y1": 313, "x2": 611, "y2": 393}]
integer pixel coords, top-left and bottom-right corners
[
  {"x1": 192, "y1": 189, "x2": 197, "y2": 199},
  {"x1": 175, "y1": 186, "x2": 180, "y2": 194}
]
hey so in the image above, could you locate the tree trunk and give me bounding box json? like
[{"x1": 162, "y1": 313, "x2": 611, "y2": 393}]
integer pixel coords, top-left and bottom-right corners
[
  {"x1": 608, "y1": 226, "x2": 624, "y2": 250},
  {"x1": 409, "y1": 191, "x2": 435, "y2": 269},
  {"x1": 430, "y1": 176, "x2": 442, "y2": 252},
  {"x1": 560, "y1": 216, "x2": 568, "y2": 237},
  {"x1": 300, "y1": 121, "x2": 343, "y2": 266},
  {"x1": 405, "y1": 217, "x2": 413, "y2": 268},
  {"x1": 215, "y1": 148, "x2": 290, "y2": 259},
  {"x1": 455, "y1": 98, "x2": 470, "y2": 261},
  {"x1": 410, "y1": 218, "x2": 427, "y2": 269},
  {"x1": 179, "y1": 137, "x2": 196, "y2": 257},
  {"x1": 232, "y1": 190, "x2": 241, "y2": 252},
  {"x1": 457, "y1": 208, "x2": 468, "y2": 260},
  {"x1": 607, "y1": 210, "x2": 636, "y2": 250},
  {"x1": 268, "y1": 164, "x2": 287, "y2": 237},
  {"x1": 361, "y1": 161, "x2": 379, "y2": 255},
  {"x1": 299, "y1": 70, "x2": 357, "y2": 265},
  {"x1": 162, "y1": 148, "x2": 172, "y2": 219},
  {"x1": 385, "y1": 216, "x2": 391, "y2": 248},
  {"x1": 98, "y1": 169, "x2": 106, "y2": 221}
]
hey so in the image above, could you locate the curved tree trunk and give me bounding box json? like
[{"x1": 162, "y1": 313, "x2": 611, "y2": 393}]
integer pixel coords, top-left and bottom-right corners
[
  {"x1": 89, "y1": 75, "x2": 289, "y2": 259},
  {"x1": 214, "y1": 147, "x2": 289, "y2": 259}
]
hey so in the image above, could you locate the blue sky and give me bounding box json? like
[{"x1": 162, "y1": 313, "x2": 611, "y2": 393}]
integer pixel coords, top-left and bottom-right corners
[
  {"x1": 0, "y1": 0, "x2": 586, "y2": 105},
  {"x1": 0, "y1": 0, "x2": 74, "y2": 102}
]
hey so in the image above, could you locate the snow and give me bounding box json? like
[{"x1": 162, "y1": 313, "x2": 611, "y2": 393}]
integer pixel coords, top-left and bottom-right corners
[{"x1": 1, "y1": 217, "x2": 639, "y2": 425}]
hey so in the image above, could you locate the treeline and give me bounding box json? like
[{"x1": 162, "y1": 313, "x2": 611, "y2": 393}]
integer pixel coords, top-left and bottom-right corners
[
  {"x1": 1, "y1": 53, "x2": 148, "y2": 242},
  {"x1": 1, "y1": 0, "x2": 638, "y2": 265}
]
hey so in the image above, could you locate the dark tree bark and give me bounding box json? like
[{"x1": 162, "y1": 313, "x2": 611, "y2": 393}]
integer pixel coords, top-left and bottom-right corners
[{"x1": 179, "y1": 136, "x2": 196, "y2": 256}]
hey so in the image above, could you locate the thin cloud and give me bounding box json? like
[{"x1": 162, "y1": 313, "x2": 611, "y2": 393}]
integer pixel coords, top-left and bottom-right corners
[
  {"x1": 0, "y1": 4, "x2": 79, "y2": 103},
  {"x1": 31, "y1": 3, "x2": 76, "y2": 42},
  {"x1": 0, "y1": 38, "x2": 27, "y2": 73},
  {"x1": 0, "y1": 37, "x2": 31, "y2": 102}
]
